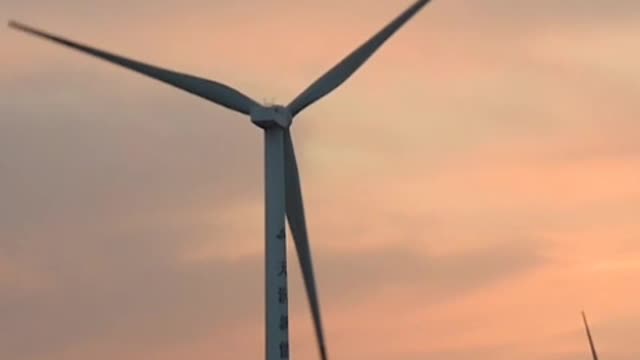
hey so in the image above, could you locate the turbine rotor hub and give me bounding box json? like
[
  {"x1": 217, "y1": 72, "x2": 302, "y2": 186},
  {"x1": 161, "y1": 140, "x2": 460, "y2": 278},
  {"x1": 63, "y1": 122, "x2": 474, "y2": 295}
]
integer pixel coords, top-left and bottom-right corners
[{"x1": 250, "y1": 105, "x2": 292, "y2": 129}]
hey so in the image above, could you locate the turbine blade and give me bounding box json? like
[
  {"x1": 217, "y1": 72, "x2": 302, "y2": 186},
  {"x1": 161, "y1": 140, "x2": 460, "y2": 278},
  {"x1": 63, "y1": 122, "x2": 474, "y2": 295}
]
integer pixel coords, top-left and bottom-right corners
[
  {"x1": 283, "y1": 130, "x2": 328, "y2": 360},
  {"x1": 582, "y1": 311, "x2": 599, "y2": 360},
  {"x1": 8, "y1": 21, "x2": 259, "y2": 115},
  {"x1": 287, "y1": 0, "x2": 432, "y2": 116}
]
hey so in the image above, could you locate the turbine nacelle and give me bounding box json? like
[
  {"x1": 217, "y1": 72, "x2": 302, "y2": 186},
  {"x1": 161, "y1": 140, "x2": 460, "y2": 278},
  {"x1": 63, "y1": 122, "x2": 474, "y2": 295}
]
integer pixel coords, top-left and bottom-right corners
[{"x1": 251, "y1": 104, "x2": 292, "y2": 129}]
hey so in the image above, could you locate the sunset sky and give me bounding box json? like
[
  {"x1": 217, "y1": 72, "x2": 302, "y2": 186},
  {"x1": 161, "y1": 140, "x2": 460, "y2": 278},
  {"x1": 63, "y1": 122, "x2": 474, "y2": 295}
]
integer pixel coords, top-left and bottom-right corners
[{"x1": 1, "y1": 1, "x2": 639, "y2": 359}]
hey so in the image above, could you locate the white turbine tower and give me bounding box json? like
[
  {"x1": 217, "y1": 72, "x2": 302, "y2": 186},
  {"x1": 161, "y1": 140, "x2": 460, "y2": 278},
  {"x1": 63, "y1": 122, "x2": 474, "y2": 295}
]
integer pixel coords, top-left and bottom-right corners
[
  {"x1": 8, "y1": 1, "x2": 432, "y2": 359},
  {"x1": 582, "y1": 311, "x2": 600, "y2": 360}
]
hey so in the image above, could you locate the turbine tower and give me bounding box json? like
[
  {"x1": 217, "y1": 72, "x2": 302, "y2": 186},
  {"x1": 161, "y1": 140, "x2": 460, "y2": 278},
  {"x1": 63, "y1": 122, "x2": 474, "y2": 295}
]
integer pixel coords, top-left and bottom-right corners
[
  {"x1": 582, "y1": 311, "x2": 599, "y2": 360},
  {"x1": 8, "y1": 1, "x2": 432, "y2": 359}
]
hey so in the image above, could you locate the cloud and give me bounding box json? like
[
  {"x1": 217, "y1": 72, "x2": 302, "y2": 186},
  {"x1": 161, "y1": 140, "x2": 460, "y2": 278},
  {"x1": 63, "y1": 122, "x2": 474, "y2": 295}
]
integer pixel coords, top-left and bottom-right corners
[
  {"x1": 0, "y1": 216, "x2": 544, "y2": 360},
  {"x1": 458, "y1": 0, "x2": 640, "y2": 23},
  {"x1": 1, "y1": 0, "x2": 639, "y2": 359}
]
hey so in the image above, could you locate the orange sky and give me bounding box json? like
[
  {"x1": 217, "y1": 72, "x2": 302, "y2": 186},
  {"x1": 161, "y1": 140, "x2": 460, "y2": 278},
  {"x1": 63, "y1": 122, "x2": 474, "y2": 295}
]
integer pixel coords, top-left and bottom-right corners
[{"x1": 1, "y1": 1, "x2": 639, "y2": 359}]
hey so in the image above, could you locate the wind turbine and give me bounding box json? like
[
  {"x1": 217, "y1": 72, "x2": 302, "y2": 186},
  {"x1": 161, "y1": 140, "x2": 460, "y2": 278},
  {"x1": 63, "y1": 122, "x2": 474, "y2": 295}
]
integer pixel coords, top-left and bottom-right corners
[
  {"x1": 582, "y1": 311, "x2": 599, "y2": 360},
  {"x1": 8, "y1": 1, "x2": 432, "y2": 359}
]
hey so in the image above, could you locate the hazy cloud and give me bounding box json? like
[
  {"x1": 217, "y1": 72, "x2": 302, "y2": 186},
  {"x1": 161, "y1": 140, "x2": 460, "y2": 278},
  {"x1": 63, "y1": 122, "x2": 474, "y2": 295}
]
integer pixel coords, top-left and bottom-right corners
[{"x1": 1, "y1": 1, "x2": 639, "y2": 359}]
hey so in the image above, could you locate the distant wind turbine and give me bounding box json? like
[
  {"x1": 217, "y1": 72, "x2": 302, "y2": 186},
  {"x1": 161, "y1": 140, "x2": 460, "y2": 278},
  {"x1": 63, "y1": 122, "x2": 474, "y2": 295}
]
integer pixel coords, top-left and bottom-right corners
[
  {"x1": 582, "y1": 311, "x2": 599, "y2": 360},
  {"x1": 8, "y1": 1, "x2": 432, "y2": 359}
]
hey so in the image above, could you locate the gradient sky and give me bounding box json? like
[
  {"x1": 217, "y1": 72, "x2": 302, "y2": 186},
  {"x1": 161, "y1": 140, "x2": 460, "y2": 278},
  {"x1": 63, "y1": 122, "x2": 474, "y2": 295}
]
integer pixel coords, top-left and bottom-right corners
[{"x1": 1, "y1": 1, "x2": 639, "y2": 359}]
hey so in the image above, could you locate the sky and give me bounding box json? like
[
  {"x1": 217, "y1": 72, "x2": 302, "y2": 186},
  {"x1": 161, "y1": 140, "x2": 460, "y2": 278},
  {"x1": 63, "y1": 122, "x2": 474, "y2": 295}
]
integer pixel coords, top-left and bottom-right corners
[{"x1": 1, "y1": 0, "x2": 639, "y2": 359}]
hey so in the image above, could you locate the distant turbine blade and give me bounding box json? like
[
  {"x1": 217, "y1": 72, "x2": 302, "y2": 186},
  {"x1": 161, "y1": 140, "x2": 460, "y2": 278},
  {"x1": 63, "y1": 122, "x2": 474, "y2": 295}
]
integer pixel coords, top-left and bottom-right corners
[
  {"x1": 582, "y1": 311, "x2": 599, "y2": 360},
  {"x1": 8, "y1": 21, "x2": 260, "y2": 115},
  {"x1": 287, "y1": 0, "x2": 432, "y2": 116},
  {"x1": 283, "y1": 130, "x2": 328, "y2": 360}
]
